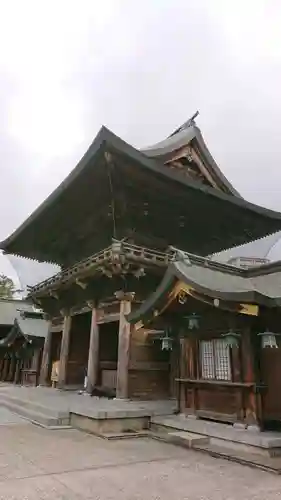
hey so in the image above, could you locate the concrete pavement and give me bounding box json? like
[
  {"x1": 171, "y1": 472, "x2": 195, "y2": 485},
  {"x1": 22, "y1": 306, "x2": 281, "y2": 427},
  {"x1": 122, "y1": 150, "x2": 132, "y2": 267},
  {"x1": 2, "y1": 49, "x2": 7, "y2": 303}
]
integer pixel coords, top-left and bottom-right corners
[
  {"x1": 0, "y1": 408, "x2": 281, "y2": 499},
  {"x1": 0, "y1": 406, "x2": 28, "y2": 426}
]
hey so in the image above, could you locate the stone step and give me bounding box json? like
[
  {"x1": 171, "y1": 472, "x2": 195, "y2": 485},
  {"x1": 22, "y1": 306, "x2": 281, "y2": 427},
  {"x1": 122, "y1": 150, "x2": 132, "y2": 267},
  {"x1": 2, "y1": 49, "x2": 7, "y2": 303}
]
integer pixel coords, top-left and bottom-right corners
[
  {"x1": 89, "y1": 431, "x2": 150, "y2": 440},
  {"x1": 151, "y1": 416, "x2": 281, "y2": 458},
  {"x1": 70, "y1": 411, "x2": 149, "y2": 436},
  {"x1": 152, "y1": 429, "x2": 209, "y2": 449},
  {"x1": 193, "y1": 441, "x2": 281, "y2": 473},
  {"x1": 0, "y1": 393, "x2": 69, "y2": 420},
  {"x1": 167, "y1": 431, "x2": 210, "y2": 448},
  {"x1": 0, "y1": 399, "x2": 70, "y2": 428}
]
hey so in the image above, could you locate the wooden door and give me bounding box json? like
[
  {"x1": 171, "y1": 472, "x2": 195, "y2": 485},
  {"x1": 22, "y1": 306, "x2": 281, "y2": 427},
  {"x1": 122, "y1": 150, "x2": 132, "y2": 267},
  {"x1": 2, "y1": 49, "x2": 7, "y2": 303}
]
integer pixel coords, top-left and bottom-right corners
[{"x1": 261, "y1": 349, "x2": 281, "y2": 422}]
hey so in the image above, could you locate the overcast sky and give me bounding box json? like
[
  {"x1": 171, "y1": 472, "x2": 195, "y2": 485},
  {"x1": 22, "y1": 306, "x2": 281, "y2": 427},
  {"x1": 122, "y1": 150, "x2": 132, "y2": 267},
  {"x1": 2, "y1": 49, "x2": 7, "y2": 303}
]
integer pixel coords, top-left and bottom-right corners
[{"x1": 1, "y1": 0, "x2": 281, "y2": 282}]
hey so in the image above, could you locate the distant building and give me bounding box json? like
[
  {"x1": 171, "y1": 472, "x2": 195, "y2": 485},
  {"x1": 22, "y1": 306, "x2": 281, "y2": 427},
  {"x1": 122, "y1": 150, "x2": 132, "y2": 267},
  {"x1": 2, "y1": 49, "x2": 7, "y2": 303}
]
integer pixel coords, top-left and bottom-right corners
[
  {"x1": 211, "y1": 231, "x2": 281, "y2": 266},
  {"x1": 0, "y1": 299, "x2": 48, "y2": 386},
  {"x1": 227, "y1": 256, "x2": 270, "y2": 269}
]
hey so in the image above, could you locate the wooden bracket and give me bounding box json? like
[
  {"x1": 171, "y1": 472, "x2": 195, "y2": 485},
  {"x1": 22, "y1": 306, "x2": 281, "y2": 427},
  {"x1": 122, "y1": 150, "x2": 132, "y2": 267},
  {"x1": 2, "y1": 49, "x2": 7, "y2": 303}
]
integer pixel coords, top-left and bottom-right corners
[
  {"x1": 86, "y1": 300, "x2": 96, "y2": 309},
  {"x1": 59, "y1": 308, "x2": 70, "y2": 317},
  {"x1": 104, "y1": 151, "x2": 113, "y2": 164},
  {"x1": 114, "y1": 291, "x2": 135, "y2": 302},
  {"x1": 75, "y1": 278, "x2": 87, "y2": 290}
]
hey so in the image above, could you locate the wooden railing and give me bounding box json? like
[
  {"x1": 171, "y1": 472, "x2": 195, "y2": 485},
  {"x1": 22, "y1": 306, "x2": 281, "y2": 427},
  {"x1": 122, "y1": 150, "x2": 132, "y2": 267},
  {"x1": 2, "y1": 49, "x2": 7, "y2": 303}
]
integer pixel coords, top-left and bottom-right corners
[
  {"x1": 29, "y1": 240, "x2": 244, "y2": 298},
  {"x1": 29, "y1": 241, "x2": 173, "y2": 296}
]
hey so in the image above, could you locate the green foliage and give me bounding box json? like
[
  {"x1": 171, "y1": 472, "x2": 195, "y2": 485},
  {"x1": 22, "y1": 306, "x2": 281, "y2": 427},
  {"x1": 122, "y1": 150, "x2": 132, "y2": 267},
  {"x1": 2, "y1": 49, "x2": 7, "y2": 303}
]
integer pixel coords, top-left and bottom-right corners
[{"x1": 0, "y1": 274, "x2": 16, "y2": 299}]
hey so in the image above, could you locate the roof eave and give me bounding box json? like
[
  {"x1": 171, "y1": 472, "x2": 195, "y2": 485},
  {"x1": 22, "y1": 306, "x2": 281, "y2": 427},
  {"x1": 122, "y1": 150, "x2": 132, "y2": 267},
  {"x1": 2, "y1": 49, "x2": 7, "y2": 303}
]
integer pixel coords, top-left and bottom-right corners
[
  {"x1": 2, "y1": 127, "x2": 281, "y2": 258},
  {"x1": 192, "y1": 126, "x2": 242, "y2": 198},
  {"x1": 0, "y1": 126, "x2": 111, "y2": 252}
]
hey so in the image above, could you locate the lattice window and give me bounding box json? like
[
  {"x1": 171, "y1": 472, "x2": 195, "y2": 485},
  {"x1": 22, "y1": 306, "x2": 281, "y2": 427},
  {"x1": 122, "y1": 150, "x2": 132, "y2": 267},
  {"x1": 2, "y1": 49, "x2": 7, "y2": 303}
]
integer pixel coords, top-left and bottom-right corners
[
  {"x1": 200, "y1": 340, "x2": 215, "y2": 379},
  {"x1": 200, "y1": 339, "x2": 231, "y2": 381},
  {"x1": 214, "y1": 339, "x2": 231, "y2": 380}
]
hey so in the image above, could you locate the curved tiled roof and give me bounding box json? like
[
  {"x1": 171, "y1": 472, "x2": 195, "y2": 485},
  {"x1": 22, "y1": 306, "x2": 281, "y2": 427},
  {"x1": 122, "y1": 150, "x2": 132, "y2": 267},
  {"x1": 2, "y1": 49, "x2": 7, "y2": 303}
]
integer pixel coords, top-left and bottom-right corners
[
  {"x1": 127, "y1": 249, "x2": 281, "y2": 325},
  {"x1": 2, "y1": 125, "x2": 281, "y2": 263},
  {"x1": 0, "y1": 300, "x2": 48, "y2": 347}
]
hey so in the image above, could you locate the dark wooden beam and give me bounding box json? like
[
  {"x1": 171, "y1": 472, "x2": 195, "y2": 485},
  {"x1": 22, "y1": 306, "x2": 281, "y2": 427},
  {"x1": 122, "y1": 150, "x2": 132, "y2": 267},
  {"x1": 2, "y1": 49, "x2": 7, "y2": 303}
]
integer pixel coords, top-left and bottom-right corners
[
  {"x1": 58, "y1": 314, "x2": 72, "y2": 388},
  {"x1": 116, "y1": 292, "x2": 135, "y2": 399},
  {"x1": 241, "y1": 328, "x2": 259, "y2": 429},
  {"x1": 86, "y1": 304, "x2": 99, "y2": 393},
  {"x1": 39, "y1": 322, "x2": 52, "y2": 386}
]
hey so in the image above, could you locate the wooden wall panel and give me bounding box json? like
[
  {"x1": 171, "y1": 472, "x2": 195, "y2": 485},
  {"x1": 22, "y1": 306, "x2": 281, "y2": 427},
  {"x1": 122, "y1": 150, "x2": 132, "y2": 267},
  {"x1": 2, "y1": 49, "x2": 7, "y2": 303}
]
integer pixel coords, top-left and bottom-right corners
[
  {"x1": 67, "y1": 313, "x2": 91, "y2": 385},
  {"x1": 99, "y1": 323, "x2": 119, "y2": 362},
  {"x1": 177, "y1": 308, "x2": 255, "y2": 424},
  {"x1": 128, "y1": 369, "x2": 170, "y2": 400},
  {"x1": 128, "y1": 327, "x2": 170, "y2": 399},
  {"x1": 197, "y1": 387, "x2": 239, "y2": 419}
]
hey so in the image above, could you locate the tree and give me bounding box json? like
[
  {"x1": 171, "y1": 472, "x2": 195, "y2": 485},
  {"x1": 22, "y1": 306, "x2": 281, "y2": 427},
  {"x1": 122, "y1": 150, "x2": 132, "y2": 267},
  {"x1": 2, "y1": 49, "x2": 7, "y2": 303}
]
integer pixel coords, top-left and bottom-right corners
[{"x1": 0, "y1": 274, "x2": 16, "y2": 299}]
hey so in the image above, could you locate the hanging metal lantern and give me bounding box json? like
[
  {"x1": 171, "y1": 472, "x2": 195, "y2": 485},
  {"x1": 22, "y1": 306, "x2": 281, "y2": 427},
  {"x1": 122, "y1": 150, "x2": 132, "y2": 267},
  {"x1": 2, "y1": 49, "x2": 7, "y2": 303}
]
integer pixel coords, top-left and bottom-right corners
[
  {"x1": 185, "y1": 313, "x2": 200, "y2": 330},
  {"x1": 160, "y1": 331, "x2": 173, "y2": 351},
  {"x1": 221, "y1": 330, "x2": 240, "y2": 348},
  {"x1": 258, "y1": 330, "x2": 279, "y2": 349}
]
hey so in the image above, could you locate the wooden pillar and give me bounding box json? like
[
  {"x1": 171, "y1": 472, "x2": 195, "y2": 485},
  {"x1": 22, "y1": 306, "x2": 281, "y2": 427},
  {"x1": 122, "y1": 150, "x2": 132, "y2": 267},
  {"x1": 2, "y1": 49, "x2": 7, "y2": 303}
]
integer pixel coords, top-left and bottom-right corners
[
  {"x1": 32, "y1": 349, "x2": 41, "y2": 371},
  {"x1": 188, "y1": 337, "x2": 198, "y2": 415},
  {"x1": 32, "y1": 349, "x2": 41, "y2": 386},
  {"x1": 86, "y1": 304, "x2": 99, "y2": 394},
  {"x1": 39, "y1": 322, "x2": 52, "y2": 386},
  {"x1": 242, "y1": 328, "x2": 259, "y2": 429},
  {"x1": 116, "y1": 292, "x2": 134, "y2": 399},
  {"x1": 14, "y1": 360, "x2": 22, "y2": 384},
  {"x1": 2, "y1": 358, "x2": 9, "y2": 381},
  {"x1": 178, "y1": 337, "x2": 186, "y2": 413},
  {"x1": 169, "y1": 340, "x2": 178, "y2": 399},
  {"x1": 0, "y1": 358, "x2": 4, "y2": 379},
  {"x1": 58, "y1": 313, "x2": 72, "y2": 388},
  {"x1": 7, "y1": 355, "x2": 16, "y2": 382}
]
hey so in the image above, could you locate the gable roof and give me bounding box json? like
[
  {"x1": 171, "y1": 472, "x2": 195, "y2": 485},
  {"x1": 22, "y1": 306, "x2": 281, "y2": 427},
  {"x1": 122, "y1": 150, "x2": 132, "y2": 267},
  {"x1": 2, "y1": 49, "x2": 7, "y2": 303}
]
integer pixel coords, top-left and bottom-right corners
[
  {"x1": 0, "y1": 299, "x2": 47, "y2": 334},
  {"x1": 142, "y1": 113, "x2": 240, "y2": 197},
  {"x1": 0, "y1": 307, "x2": 48, "y2": 347},
  {"x1": 16, "y1": 311, "x2": 48, "y2": 339}
]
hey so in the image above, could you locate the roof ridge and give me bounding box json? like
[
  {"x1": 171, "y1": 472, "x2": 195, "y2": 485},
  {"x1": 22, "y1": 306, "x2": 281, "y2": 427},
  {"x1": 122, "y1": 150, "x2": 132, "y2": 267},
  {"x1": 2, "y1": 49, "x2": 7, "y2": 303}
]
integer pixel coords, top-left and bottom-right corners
[
  {"x1": 169, "y1": 111, "x2": 199, "y2": 137},
  {"x1": 171, "y1": 247, "x2": 246, "y2": 276}
]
